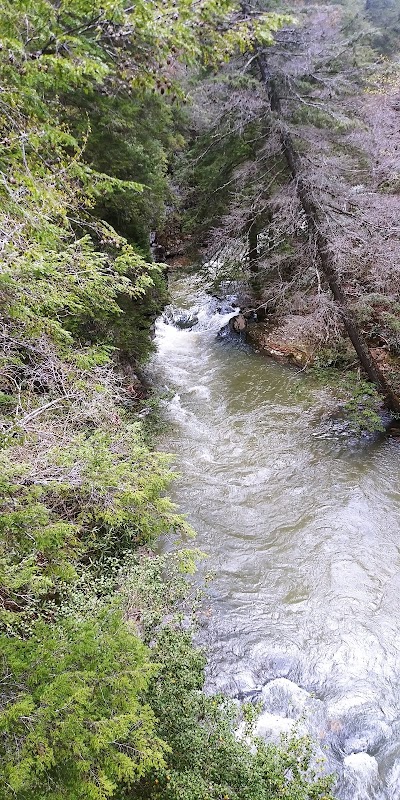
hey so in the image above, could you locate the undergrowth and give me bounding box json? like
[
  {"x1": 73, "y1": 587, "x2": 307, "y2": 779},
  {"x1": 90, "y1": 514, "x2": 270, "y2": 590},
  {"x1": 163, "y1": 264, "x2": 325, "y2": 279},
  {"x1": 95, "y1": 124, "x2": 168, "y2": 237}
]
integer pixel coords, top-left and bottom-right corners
[{"x1": 0, "y1": 2, "x2": 336, "y2": 798}]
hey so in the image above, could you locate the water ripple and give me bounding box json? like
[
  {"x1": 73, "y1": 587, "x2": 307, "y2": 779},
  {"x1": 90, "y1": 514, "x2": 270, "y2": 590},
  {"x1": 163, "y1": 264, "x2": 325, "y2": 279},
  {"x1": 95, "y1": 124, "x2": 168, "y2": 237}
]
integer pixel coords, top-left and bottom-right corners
[{"x1": 149, "y1": 275, "x2": 400, "y2": 800}]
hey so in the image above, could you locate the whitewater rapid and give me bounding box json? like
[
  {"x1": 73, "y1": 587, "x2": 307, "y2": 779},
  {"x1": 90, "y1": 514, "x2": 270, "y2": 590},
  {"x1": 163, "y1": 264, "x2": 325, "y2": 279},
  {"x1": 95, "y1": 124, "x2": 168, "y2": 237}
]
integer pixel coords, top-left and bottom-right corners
[{"x1": 149, "y1": 273, "x2": 400, "y2": 800}]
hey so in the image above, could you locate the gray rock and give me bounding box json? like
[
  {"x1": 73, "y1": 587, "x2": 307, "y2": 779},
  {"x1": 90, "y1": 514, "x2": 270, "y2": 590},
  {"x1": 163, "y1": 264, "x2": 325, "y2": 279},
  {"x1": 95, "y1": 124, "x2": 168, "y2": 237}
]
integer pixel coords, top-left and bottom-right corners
[
  {"x1": 230, "y1": 314, "x2": 247, "y2": 333},
  {"x1": 163, "y1": 305, "x2": 198, "y2": 329}
]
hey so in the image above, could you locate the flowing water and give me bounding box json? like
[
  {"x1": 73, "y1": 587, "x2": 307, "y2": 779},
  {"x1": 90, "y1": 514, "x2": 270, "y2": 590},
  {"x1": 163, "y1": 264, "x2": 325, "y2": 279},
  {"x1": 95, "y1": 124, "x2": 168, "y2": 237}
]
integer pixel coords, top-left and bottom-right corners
[{"x1": 149, "y1": 272, "x2": 400, "y2": 800}]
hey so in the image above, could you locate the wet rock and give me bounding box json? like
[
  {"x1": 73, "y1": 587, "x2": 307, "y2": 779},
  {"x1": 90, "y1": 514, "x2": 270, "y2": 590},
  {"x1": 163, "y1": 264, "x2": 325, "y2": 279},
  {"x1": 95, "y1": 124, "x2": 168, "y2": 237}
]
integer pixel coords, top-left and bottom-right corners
[
  {"x1": 229, "y1": 314, "x2": 247, "y2": 333},
  {"x1": 212, "y1": 296, "x2": 238, "y2": 315},
  {"x1": 231, "y1": 669, "x2": 259, "y2": 696},
  {"x1": 216, "y1": 325, "x2": 232, "y2": 340},
  {"x1": 163, "y1": 305, "x2": 198, "y2": 329},
  {"x1": 246, "y1": 323, "x2": 312, "y2": 366},
  {"x1": 244, "y1": 314, "x2": 321, "y2": 366},
  {"x1": 216, "y1": 281, "x2": 254, "y2": 309},
  {"x1": 176, "y1": 313, "x2": 199, "y2": 329}
]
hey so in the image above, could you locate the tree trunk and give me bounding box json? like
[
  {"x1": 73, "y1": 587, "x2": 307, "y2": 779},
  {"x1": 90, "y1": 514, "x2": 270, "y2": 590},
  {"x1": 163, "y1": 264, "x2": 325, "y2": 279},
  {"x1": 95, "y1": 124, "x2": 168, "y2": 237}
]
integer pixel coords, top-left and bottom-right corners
[
  {"x1": 256, "y1": 49, "x2": 400, "y2": 416},
  {"x1": 248, "y1": 219, "x2": 258, "y2": 272}
]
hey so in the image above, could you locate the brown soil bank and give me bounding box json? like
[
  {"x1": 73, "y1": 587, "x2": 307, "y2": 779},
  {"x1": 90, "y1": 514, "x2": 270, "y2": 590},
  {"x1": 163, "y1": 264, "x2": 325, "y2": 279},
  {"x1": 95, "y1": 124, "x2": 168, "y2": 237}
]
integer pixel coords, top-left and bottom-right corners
[
  {"x1": 244, "y1": 315, "x2": 318, "y2": 368},
  {"x1": 230, "y1": 312, "x2": 400, "y2": 391}
]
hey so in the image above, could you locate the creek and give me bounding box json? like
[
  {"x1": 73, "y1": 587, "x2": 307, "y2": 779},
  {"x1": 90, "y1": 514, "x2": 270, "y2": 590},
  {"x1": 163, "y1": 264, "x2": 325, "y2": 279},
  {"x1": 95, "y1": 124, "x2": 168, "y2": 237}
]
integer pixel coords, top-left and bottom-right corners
[{"x1": 148, "y1": 272, "x2": 400, "y2": 800}]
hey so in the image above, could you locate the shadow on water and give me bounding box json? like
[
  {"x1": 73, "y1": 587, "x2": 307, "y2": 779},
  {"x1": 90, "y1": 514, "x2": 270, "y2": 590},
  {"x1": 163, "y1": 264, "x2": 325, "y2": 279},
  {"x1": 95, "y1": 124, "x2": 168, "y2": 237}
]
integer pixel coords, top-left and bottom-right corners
[{"x1": 148, "y1": 273, "x2": 400, "y2": 800}]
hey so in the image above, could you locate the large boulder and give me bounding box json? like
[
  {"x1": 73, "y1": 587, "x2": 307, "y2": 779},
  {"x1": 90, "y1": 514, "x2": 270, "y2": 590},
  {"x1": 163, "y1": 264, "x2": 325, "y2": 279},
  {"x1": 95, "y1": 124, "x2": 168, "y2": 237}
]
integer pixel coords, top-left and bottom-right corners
[
  {"x1": 229, "y1": 314, "x2": 247, "y2": 333},
  {"x1": 245, "y1": 315, "x2": 317, "y2": 366}
]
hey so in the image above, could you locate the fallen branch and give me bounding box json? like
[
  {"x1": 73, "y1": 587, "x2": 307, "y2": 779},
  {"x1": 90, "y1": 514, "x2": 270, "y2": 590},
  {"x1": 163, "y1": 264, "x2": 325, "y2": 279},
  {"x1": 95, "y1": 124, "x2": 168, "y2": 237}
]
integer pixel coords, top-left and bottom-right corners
[{"x1": 5, "y1": 395, "x2": 72, "y2": 434}]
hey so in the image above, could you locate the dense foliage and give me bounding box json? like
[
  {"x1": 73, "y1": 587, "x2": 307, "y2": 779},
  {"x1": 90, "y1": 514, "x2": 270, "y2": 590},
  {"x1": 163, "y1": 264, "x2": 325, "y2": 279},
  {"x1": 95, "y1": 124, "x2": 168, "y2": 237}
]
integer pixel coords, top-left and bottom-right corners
[
  {"x1": 0, "y1": 1, "x2": 337, "y2": 799},
  {"x1": 178, "y1": 0, "x2": 400, "y2": 426}
]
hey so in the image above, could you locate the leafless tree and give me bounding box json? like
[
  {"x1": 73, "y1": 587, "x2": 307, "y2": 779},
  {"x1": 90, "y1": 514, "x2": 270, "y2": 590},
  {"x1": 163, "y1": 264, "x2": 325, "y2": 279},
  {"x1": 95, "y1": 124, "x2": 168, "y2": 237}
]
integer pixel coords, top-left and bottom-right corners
[{"x1": 185, "y1": 0, "x2": 400, "y2": 412}]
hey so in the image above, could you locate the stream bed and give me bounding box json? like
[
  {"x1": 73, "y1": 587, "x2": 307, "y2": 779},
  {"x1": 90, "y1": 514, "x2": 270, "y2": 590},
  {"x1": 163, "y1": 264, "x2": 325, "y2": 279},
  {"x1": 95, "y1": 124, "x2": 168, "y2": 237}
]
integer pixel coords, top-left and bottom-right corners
[{"x1": 149, "y1": 272, "x2": 400, "y2": 800}]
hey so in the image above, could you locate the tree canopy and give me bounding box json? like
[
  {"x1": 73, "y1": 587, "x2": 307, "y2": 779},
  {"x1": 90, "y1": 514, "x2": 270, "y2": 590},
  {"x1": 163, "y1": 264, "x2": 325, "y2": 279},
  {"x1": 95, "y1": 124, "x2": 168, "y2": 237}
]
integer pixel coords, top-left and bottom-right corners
[{"x1": 0, "y1": 2, "x2": 337, "y2": 800}]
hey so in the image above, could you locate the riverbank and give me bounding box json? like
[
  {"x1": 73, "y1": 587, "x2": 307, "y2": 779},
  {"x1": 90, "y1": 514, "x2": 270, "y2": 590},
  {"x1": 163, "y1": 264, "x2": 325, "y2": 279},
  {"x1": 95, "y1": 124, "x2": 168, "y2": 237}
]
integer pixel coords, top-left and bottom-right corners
[
  {"x1": 162, "y1": 258, "x2": 400, "y2": 434},
  {"x1": 0, "y1": 253, "x2": 336, "y2": 800}
]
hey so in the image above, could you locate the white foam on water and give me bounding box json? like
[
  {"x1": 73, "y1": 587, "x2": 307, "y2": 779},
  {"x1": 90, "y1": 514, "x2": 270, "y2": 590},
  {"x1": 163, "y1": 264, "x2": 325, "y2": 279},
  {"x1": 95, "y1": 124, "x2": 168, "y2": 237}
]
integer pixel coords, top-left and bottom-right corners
[
  {"x1": 387, "y1": 760, "x2": 400, "y2": 797},
  {"x1": 343, "y1": 752, "x2": 381, "y2": 800},
  {"x1": 255, "y1": 711, "x2": 299, "y2": 740},
  {"x1": 261, "y1": 677, "x2": 311, "y2": 717},
  {"x1": 150, "y1": 273, "x2": 400, "y2": 800}
]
